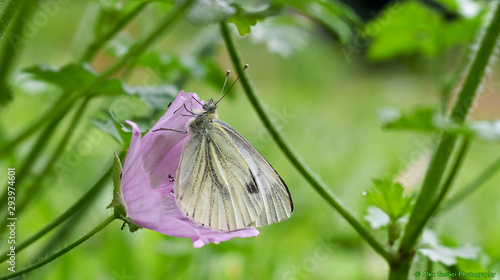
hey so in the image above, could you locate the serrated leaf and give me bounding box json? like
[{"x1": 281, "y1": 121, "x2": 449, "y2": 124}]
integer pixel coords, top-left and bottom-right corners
[
  {"x1": 364, "y1": 178, "x2": 412, "y2": 220},
  {"x1": 419, "y1": 230, "x2": 480, "y2": 266},
  {"x1": 230, "y1": 16, "x2": 259, "y2": 36}
]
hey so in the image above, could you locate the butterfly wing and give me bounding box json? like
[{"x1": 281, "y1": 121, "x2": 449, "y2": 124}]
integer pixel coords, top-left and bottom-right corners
[
  {"x1": 214, "y1": 119, "x2": 293, "y2": 227},
  {"x1": 175, "y1": 123, "x2": 264, "y2": 231}
]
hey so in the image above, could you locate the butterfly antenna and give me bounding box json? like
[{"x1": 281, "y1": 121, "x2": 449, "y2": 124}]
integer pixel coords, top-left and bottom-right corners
[
  {"x1": 216, "y1": 70, "x2": 231, "y2": 102},
  {"x1": 216, "y1": 64, "x2": 248, "y2": 104}
]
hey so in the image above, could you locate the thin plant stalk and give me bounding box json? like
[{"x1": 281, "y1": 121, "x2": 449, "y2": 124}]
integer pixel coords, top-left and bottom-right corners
[
  {"x1": 0, "y1": 215, "x2": 116, "y2": 280},
  {"x1": 0, "y1": 161, "x2": 114, "y2": 263}
]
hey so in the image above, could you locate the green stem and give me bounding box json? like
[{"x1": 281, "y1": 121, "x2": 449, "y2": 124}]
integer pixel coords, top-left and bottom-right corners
[
  {"x1": 220, "y1": 21, "x2": 391, "y2": 262},
  {"x1": 0, "y1": 215, "x2": 116, "y2": 280},
  {"x1": 399, "y1": 2, "x2": 500, "y2": 257},
  {"x1": 0, "y1": 0, "x2": 39, "y2": 105},
  {"x1": 443, "y1": 154, "x2": 500, "y2": 210},
  {"x1": 79, "y1": 2, "x2": 148, "y2": 62},
  {"x1": 428, "y1": 137, "x2": 470, "y2": 218},
  {"x1": 388, "y1": 256, "x2": 413, "y2": 280},
  {"x1": 100, "y1": 0, "x2": 195, "y2": 78},
  {"x1": 0, "y1": 161, "x2": 113, "y2": 263},
  {"x1": 0, "y1": 0, "x2": 21, "y2": 36}
]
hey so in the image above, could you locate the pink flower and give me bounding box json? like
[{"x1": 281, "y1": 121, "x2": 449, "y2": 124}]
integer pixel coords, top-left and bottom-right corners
[{"x1": 119, "y1": 90, "x2": 259, "y2": 247}]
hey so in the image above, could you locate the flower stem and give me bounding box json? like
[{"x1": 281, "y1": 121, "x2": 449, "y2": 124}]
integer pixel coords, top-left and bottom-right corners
[
  {"x1": 0, "y1": 159, "x2": 114, "y2": 263},
  {"x1": 0, "y1": 0, "x2": 39, "y2": 105},
  {"x1": 219, "y1": 21, "x2": 391, "y2": 262},
  {"x1": 0, "y1": 0, "x2": 21, "y2": 36},
  {"x1": 399, "y1": 2, "x2": 500, "y2": 257},
  {"x1": 428, "y1": 137, "x2": 470, "y2": 218},
  {"x1": 0, "y1": 215, "x2": 116, "y2": 280}
]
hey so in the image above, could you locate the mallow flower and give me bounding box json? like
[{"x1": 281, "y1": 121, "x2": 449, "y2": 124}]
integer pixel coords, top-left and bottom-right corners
[{"x1": 109, "y1": 90, "x2": 259, "y2": 248}]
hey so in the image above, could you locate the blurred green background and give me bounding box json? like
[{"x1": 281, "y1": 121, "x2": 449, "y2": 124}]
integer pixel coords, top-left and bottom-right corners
[{"x1": 0, "y1": 0, "x2": 499, "y2": 279}]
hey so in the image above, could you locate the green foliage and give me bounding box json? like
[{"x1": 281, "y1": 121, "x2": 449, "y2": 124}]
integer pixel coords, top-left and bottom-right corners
[
  {"x1": 282, "y1": 0, "x2": 361, "y2": 43},
  {"x1": 378, "y1": 106, "x2": 438, "y2": 132},
  {"x1": 24, "y1": 64, "x2": 124, "y2": 95},
  {"x1": 378, "y1": 106, "x2": 500, "y2": 142},
  {"x1": 91, "y1": 110, "x2": 132, "y2": 146},
  {"x1": 366, "y1": 1, "x2": 482, "y2": 61},
  {"x1": 365, "y1": 179, "x2": 412, "y2": 221}
]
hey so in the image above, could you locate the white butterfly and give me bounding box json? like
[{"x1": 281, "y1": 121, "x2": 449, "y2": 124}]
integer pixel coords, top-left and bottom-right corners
[{"x1": 155, "y1": 82, "x2": 293, "y2": 231}]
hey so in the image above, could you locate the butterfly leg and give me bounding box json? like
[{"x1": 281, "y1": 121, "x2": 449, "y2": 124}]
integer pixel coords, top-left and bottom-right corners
[{"x1": 151, "y1": 127, "x2": 188, "y2": 134}]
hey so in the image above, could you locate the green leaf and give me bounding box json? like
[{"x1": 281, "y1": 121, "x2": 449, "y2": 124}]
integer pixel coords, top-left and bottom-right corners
[
  {"x1": 364, "y1": 178, "x2": 412, "y2": 220},
  {"x1": 378, "y1": 106, "x2": 500, "y2": 142},
  {"x1": 91, "y1": 110, "x2": 135, "y2": 147},
  {"x1": 230, "y1": 15, "x2": 258, "y2": 36},
  {"x1": 24, "y1": 64, "x2": 96, "y2": 91},
  {"x1": 366, "y1": 1, "x2": 482, "y2": 61},
  {"x1": 378, "y1": 106, "x2": 439, "y2": 131},
  {"x1": 419, "y1": 230, "x2": 480, "y2": 266},
  {"x1": 123, "y1": 84, "x2": 177, "y2": 109},
  {"x1": 24, "y1": 63, "x2": 126, "y2": 95},
  {"x1": 281, "y1": 0, "x2": 361, "y2": 43},
  {"x1": 91, "y1": 117, "x2": 123, "y2": 145},
  {"x1": 228, "y1": 2, "x2": 283, "y2": 36}
]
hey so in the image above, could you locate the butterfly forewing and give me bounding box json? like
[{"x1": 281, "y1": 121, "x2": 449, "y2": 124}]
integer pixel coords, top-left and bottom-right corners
[
  {"x1": 214, "y1": 119, "x2": 293, "y2": 227},
  {"x1": 175, "y1": 124, "x2": 264, "y2": 231}
]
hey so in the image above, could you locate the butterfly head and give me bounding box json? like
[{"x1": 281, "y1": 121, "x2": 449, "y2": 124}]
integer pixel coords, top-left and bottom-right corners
[{"x1": 194, "y1": 98, "x2": 218, "y2": 120}]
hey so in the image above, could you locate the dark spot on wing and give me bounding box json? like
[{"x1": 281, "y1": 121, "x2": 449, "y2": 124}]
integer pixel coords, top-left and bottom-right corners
[{"x1": 246, "y1": 180, "x2": 259, "y2": 194}]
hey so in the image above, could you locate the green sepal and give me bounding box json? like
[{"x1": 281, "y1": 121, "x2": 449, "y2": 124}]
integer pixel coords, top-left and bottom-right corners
[{"x1": 107, "y1": 153, "x2": 141, "y2": 232}]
